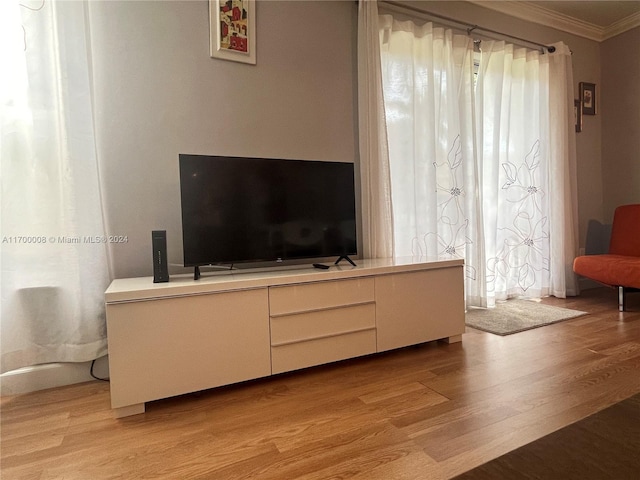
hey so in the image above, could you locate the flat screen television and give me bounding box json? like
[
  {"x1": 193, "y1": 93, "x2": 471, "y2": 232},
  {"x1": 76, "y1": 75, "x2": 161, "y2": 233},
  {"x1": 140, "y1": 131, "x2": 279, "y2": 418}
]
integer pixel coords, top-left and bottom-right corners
[{"x1": 179, "y1": 154, "x2": 357, "y2": 278}]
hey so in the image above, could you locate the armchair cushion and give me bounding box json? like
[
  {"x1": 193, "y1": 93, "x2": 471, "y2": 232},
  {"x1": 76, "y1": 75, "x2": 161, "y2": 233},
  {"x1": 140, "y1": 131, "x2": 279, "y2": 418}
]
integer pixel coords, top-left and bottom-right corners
[{"x1": 573, "y1": 254, "x2": 640, "y2": 289}]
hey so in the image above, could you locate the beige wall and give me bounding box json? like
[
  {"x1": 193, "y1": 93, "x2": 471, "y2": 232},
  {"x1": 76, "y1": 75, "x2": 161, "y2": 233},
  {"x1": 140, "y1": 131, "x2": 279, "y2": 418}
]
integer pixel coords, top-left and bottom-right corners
[
  {"x1": 89, "y1": 0, "x2": 357, "y2": 278},
  {"x1": 91, "y1": 0, "x2": 632, "y2": 279},
  {"x1": 601, "y1": 27, "x2": 640, "y2": 222}
]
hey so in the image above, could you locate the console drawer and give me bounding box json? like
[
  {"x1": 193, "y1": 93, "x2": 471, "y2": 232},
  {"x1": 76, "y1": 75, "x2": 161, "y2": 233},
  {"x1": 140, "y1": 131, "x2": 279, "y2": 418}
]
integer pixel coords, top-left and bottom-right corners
[
  {"x1": 271, "y1": 329, "x2": 376, "y2": 374},
  {"x1": 270, "y1": 303, "x2": 375, "y2": 346},
  {"x1": 269, "y1": 277, "x2": 374, "y2": 316}
]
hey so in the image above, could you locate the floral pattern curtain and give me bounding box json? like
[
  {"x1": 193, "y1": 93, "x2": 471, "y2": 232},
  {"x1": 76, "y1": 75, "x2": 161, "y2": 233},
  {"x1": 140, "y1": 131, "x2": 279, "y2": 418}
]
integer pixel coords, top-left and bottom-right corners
[{"x1": 378, "y1": 14, "x2": 577, "y2": 307}]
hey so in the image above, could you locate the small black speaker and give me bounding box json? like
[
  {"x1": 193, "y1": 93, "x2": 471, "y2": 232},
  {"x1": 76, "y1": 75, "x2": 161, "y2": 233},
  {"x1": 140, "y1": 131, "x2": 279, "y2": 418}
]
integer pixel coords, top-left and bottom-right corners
[{"x1": 152, "y1": 230, "x2": 169, "y2": 283}]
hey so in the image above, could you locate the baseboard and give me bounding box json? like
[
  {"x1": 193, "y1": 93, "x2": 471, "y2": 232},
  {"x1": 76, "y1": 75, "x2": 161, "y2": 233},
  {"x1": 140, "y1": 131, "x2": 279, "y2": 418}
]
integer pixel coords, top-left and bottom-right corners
[{"x1": 0, "y1": 356, "x2": 110, "y2": 396}]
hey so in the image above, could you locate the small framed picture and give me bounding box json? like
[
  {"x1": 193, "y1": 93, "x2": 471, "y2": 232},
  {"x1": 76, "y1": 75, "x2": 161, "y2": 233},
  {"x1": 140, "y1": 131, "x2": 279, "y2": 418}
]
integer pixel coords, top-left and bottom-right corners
[
  {"x1": 209, "y1": 0, "x2": 256, "y2": 64},
  {"x1": 574, "y1": 99, "x2": 582, "y2": 133},
  {"x1": 580, "y1": 82, "x2": 596, "y2": 115}
]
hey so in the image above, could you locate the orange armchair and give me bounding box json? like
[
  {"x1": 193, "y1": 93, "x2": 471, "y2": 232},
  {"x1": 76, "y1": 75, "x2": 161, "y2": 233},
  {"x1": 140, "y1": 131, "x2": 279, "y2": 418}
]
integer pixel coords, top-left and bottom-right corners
[{"x1": 573, "y1": 204, "x2": 640, "y2": 311}]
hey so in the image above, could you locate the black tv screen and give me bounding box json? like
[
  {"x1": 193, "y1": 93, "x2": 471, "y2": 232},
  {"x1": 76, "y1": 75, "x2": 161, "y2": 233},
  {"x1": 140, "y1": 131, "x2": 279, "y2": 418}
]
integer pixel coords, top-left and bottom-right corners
[{"x1": 179, "y1": 154, "x2": 357, "y2": 268}]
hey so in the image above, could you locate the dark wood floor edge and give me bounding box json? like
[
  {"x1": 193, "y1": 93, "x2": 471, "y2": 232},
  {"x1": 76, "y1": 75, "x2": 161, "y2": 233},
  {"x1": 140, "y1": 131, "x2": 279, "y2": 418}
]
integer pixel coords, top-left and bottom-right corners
[{"x1": 451, "y1": 391, "x2": 640, "y2": 479}]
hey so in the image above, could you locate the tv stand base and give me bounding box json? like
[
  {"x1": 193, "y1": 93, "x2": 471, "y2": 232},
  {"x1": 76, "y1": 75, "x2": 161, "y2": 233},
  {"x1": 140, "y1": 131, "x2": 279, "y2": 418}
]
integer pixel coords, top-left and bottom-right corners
[
  {"x1": 335, "y1": 255, "x2": 356, "y2": 266},
  {"x1": 105, "y1": 258, "x2": 464, "y2": 417}
]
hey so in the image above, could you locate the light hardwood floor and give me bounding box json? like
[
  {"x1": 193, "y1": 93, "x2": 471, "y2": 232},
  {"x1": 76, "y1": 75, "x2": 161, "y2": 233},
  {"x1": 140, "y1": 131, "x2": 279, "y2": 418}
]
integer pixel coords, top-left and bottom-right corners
[{"x1": 2, "y1": 287, "x2": 639, "y2": 479}]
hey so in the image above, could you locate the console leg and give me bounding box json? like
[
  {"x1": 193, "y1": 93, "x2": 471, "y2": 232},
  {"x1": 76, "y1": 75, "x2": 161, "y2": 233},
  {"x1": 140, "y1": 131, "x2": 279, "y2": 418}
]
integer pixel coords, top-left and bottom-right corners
[
  {"x1": 442, "y1": 335, "x2": 462, "y2": 344},
  {"x1": 113, "y1": 403, "x2": 145, "y2": 418}
]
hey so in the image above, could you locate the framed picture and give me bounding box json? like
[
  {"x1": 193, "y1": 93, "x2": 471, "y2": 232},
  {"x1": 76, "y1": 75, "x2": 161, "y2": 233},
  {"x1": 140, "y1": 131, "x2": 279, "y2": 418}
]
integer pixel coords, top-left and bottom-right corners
[
  {"x1": 580, "y1": 82, "x2": 596, "y2": 115},
  {"x1": 574, "y1": 99, "x2": 582, "y2": 133},
  {"x1": 209, "y1": 0, "x2": 256, "y2": 64}
]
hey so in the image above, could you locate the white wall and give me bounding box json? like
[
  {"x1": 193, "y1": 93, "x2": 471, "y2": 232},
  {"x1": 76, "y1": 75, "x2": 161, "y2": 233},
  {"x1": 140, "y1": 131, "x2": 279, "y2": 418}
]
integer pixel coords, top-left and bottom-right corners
[{"x1": 89, "y1": 0, "x2": 358, "y2": 279}]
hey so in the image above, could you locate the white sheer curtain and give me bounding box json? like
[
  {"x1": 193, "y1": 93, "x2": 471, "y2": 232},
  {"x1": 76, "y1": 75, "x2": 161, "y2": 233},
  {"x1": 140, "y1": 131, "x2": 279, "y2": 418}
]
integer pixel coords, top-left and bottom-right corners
[
  {"x1": 477, "y1": 41, "x2": 551, "y2": 305},
  {"x1": 1, "y1": 0, "x2": 110, "y2": 373},
  {"x1": 477, "y1": 40, "x2": 577, "y2": 305},
  {"x1": 378, "y1": 15, "x2": 484, "y2": 305},
  {"x1": 357, "y1": 0, "x2": 394, "y2": 259},
  {"x1": 548, "y1": 42, "x2": 579, "y2": 298},
  {"x1": 376, "y1": 13, "x2": 578, "y2": 307}
]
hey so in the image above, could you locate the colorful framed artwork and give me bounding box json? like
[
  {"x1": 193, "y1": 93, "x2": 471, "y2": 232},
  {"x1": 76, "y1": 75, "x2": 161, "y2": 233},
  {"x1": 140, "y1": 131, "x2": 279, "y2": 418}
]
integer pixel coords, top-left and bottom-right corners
[
  {"x1": 580, "y1": 82, "x2": 596, "y2": 115},
  {"x1": 209, "y1": 0, "x2": 256, "y2": 64}
]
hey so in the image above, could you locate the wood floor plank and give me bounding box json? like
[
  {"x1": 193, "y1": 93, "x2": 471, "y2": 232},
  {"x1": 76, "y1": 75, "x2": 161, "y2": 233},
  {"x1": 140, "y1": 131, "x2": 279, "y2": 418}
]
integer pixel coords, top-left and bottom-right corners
[{"x1": 1, "y1": 287, "x2": 639, "y2": 479}]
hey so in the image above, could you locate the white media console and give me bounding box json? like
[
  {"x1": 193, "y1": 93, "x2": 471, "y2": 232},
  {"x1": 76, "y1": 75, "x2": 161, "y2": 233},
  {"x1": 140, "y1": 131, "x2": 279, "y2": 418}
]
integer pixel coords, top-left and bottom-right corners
[{"x1": 105, "y1": 257, "x2": 465, "y2": 417}]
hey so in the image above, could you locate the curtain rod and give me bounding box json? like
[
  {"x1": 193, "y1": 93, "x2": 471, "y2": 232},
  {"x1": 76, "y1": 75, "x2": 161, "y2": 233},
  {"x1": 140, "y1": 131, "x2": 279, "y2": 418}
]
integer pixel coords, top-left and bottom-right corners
[{"x1": 378, "y1": 1, "x2": 556, "y2": 53}]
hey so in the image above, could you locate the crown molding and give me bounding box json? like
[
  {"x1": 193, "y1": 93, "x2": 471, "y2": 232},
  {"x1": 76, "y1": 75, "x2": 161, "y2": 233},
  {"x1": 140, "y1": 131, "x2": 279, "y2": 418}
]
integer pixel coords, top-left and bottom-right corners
[
  {"x1": 467, "y1": 1, "x2": 616, "y2": 42},
  {"x1": 603, "y1": 10, "x2": 640, "y2": 40}
]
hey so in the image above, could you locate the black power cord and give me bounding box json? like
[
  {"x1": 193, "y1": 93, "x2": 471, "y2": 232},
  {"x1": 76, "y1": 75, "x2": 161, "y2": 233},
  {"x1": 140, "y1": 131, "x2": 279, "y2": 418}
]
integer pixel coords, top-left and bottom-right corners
[{"x1": 90, "y1": 359, "x2": 110, "y2": 382}]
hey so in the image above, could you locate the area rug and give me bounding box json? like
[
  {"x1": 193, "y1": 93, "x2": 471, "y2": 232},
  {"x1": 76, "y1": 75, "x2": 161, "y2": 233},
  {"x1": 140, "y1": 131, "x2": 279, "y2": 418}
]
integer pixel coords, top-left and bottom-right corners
[
  {"x1": 465, "y1": 299, "x2": 588, "y2": 335},
  {"x1": 453, "y1": 392, "x2": 640, "y2": 479}
]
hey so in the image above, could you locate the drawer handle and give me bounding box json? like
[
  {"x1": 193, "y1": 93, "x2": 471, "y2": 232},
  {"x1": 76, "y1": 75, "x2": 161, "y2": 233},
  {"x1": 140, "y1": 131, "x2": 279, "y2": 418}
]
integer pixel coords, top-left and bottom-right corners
[
  {"x1": 271, "y1": 326, "x2": 376, "y2": 347},
  {"x1": 270, "y1": 300, "x2": 375, "y2": 318}
]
